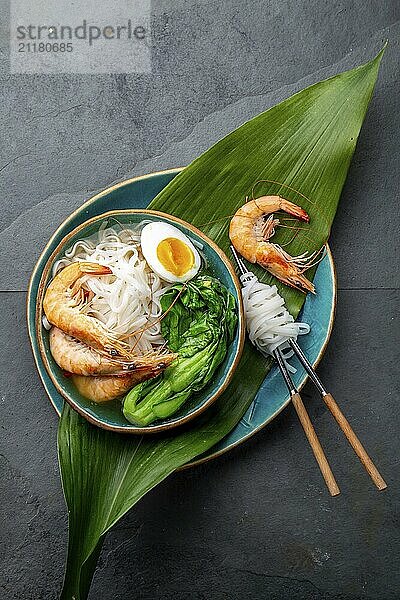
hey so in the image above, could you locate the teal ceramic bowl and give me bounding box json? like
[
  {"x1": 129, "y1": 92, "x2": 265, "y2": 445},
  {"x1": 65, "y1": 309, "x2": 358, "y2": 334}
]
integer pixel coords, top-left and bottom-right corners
[
  {"x1": 34, "y1": 209, "x2": 245, "y2": 434},
  {"x1": 27, "y1": 169, "x2": 336, "y2": 463}
]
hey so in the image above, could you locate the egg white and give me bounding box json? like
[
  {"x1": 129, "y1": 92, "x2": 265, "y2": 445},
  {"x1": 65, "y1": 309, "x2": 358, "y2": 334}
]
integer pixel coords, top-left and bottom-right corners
[{"x1": 140, "y1": 222, "x2": 201, "y2": 283}]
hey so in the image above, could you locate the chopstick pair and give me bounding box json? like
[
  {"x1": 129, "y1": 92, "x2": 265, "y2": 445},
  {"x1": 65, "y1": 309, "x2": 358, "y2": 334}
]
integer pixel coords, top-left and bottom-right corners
[
  {"x1": 230, "y1": 246, "x2": 387, "y2": 496},
  {"x1": 287, "y1": 339, "x2": 387, "y2": 493},
  {"x1": 273, "y1": 347, "x2": 340, "y2": 496}
]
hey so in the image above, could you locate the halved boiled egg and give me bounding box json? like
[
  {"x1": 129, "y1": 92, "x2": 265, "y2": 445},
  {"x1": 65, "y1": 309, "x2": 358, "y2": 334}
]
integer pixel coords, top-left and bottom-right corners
[{"x1": 140, "y1": 222, "x2": 201, "y2": 283}]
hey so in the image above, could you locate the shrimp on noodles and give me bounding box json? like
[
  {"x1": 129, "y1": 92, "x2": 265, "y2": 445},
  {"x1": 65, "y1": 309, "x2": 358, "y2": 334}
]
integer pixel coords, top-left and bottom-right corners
[
  {"x1": 71, "y1": 371, "x2": 160, "y2": 403},
  {"x1": 44, "y1": 262, "x2": 136, "y2": 358},
  {"x1": 49, "y1": 326, "x2": 176, "y2": 376}
]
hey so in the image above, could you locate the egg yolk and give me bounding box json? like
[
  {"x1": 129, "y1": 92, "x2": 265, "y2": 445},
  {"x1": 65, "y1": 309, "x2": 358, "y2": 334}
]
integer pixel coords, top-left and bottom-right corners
[{"x1": 156, "y1": 237, "x2": 194, "y2": 276}]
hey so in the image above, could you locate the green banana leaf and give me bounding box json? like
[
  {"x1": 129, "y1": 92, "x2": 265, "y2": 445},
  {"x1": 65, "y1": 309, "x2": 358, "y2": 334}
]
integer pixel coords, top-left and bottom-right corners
[{"x1": 58, "y1": 49, "x2": 384, "y2": 599}]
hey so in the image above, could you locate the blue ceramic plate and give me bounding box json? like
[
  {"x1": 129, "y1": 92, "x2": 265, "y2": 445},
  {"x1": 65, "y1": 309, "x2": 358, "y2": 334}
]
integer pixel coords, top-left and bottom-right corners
[
  {"x1": 32, "y1": 208, "x2": 245, "y2": 434},
  {"x1": 27, "y1": 169, "x2": 336, "y2": 461}
]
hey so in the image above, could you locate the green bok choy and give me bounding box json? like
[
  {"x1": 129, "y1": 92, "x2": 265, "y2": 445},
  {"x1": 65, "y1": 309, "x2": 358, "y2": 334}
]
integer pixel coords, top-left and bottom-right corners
[{"x1": 123, "y1": 275, "x2": 237, "y2": 425}]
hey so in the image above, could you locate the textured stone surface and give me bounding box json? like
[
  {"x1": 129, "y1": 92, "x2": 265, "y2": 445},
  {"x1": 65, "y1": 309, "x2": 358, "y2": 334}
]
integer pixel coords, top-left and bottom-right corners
[{"x1": 1, "y1": 1, "x2": 399, "y2": 598}]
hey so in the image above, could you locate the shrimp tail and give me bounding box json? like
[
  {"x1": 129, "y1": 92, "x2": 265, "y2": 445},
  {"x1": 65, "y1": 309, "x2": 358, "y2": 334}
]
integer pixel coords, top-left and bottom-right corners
[
  {"x1": 81, "y1": 264, "x2": 112, "y2": 275},
  {"x1": 279, "y1": 198, "x2": 310, "y2": 223}
]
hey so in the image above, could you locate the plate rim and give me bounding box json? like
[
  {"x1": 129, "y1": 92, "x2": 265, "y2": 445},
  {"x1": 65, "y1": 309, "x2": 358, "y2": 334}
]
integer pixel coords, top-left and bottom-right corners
[
  {"x1": 34, "y1": 207, "x2": 245, "y2": 434},
  {"x1": 26, "y1": 167, "x2": 336, "y2": 465}
]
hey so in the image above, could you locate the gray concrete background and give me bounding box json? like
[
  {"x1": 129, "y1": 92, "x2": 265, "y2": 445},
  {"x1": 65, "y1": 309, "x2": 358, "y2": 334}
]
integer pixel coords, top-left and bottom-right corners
[{"x1": 1, "y1": 1, "x2": 399, "y2": 598}]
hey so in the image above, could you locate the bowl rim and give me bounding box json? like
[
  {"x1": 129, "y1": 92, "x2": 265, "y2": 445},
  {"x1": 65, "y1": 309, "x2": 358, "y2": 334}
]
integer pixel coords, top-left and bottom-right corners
[{"x1": 35, "y1": 208, "x2": 246, "y2": 434}]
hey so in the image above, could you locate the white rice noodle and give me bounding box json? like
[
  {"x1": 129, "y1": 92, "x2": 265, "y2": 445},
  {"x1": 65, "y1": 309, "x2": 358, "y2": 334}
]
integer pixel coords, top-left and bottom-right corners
[
  {"x1": 49, "y1": 222, "x2": 172, "y2": 355},
  {"x1": 240, "y1": 271, "x2": 310, "y2": 373}
]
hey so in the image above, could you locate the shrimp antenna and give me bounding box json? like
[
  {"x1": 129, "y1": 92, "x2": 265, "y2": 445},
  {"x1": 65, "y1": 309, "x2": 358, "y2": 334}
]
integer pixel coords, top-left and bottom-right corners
[
  {"x1": 111, "y1": 217, "x2": 139, "y2": 239},
  {"x1": 125, "y1": 283, "x2": 188, "y2": 351},
  {"x1": 196, "y1": 214, "x2": 235, "y2": 228},
  {"x1": 251, "y1": 179, "x2": 315, "y2": 206},
  {"x1": 99, "y1": 217, "x2": 142, "y2": 245},
  {"x1": 279, "y1": 228, "x2": 301, "y2": 248}
]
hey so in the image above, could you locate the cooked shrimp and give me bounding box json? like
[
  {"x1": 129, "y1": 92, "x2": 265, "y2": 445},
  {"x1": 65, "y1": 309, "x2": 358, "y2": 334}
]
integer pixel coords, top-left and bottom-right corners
[
  {"x1": 229, "y1": 195, "x2": 316, "y2": 293},
  {"x1": 43, "y1": 262, "x2": 133, "y2": 358},
  {"x1": 49, "y1": 327, "x2": 177, "y2": 376},
  {"x1": 71, "y1": 370, "x2": 160, "y2": 403}
]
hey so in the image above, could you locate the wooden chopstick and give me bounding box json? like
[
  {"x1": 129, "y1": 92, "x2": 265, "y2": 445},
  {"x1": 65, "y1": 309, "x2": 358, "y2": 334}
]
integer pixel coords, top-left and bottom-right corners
[
  {"x1": 291, "y1": 391, "x2": 340, "y2": 496},
  {"x1": 321, "y1": 393, "x2": 387, "y2": 490},
  {"x1": 273, "y1": 349, "x2": 340, "y2": 496},
  {"x1": 289, "y1": 339, "x2": 387, "y2": 491}
]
